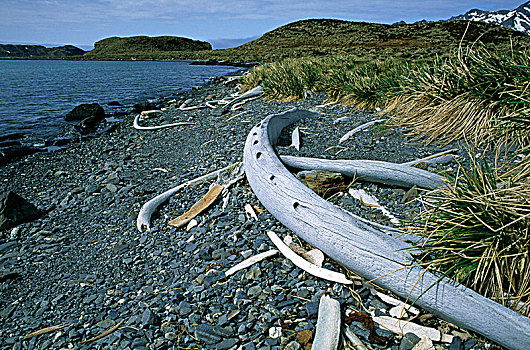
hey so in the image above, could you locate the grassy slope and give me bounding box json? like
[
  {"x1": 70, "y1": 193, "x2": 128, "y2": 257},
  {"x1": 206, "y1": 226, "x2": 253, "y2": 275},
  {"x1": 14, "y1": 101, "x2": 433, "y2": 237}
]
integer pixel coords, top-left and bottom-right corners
[{"x1": 80, "y1": 19, "x2": 530, "y2": 62}]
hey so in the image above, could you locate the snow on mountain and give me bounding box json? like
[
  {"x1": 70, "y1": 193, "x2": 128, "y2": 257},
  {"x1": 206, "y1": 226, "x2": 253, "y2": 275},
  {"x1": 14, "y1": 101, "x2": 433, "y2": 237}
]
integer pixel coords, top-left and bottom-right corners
[{"x1": 449, "y1": 1, "x2": 530, "y2": 35}]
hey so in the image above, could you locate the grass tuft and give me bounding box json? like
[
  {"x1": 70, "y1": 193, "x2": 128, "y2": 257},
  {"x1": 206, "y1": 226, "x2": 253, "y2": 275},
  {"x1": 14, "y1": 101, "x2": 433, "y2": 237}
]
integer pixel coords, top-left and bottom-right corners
[{"x1": 409, "y1": 155, "x2": 530, "y2": 315}]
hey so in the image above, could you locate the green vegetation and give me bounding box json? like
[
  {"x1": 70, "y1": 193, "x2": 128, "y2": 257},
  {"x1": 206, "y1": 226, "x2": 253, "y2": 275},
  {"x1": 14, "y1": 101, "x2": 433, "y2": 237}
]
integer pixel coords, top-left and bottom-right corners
[
  {"x1": 410, "y1": 155, "x2": 529, "y2": 315},
  {"x1": 83, "y1": 36, "x2": 211, "y2": 60},
  {"x1": 241, "y1": 45, "x2": 530, "y2": 148},
  {"x1": 81, "y1": 19, "x2": 530, "y2": 62}
]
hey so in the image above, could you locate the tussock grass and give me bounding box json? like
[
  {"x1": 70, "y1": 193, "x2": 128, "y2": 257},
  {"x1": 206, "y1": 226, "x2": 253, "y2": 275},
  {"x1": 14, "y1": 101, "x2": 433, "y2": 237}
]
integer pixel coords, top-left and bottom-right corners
[
  {"x1": 387, "y1": 46, "x2": 530, "y2": 147},
  {"x1": 410, "y1": 155, "x2": 530, "y2": 315}
]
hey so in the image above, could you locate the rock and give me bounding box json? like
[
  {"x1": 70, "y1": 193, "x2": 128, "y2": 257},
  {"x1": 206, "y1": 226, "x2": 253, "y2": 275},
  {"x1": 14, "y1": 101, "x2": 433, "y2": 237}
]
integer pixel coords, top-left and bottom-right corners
[
  {"x1": 65, "y1": 103, "x2": 106, "y2": 133},
  {"x1": 141, "y1": 308, "x2": 159, "y2": 327},
  {"x1": 401, "y1": 185, "x2": 418, "y2": 204},
  {"x1": 411, "y1": 336, "x2": 435, "y2": 350},
  {"x1": 247, "y1": 285, "x2": 262, "y2": 297},
  {"x1": 96, "y1": 318, "x2": 116, "y2": 329},
  {"x1": 65, "y1": 103, "x2": 105, "y2": 122},
  {"x1": 296, "y1": 330, "x2": 313, "y2": 346},
  {"x1": 0, "y1": 191, "x2": 42, "y2": 230},
  {"x1": 400, "y1": 332, "x2": 422, "y2": 350},
  {"x1": 297, "y1": 170, "x2": 348, "y2": 198}
]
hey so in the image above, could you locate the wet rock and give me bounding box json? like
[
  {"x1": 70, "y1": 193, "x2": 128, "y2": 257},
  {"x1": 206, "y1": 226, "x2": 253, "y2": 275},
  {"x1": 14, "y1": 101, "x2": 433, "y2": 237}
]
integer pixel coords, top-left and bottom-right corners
[
  {"x1": 65, "y1": 103, "x2": 105, "y2": 122},
  {"x1": 141, "y1": 308, "x2": 159, "y2": 327},
  {"x1": 400, "y1": 332, "x2": 421, "y2": 350},
  {"x1": 0, "y1": 191, "x2": 42, "y2": 230}
]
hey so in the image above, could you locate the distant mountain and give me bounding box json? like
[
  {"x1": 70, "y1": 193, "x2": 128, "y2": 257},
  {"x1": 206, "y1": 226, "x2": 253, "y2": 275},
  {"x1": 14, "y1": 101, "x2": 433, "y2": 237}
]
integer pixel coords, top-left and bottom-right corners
[
  {"x1": 449, "y1": 1, "x2": 530, "y2": 35},
  {"x1": 0, "y1": 44, "x2": 85, "y2": 58},
  {"x1": 84, "y1": 36, "x2": 212, "y2": 59}
]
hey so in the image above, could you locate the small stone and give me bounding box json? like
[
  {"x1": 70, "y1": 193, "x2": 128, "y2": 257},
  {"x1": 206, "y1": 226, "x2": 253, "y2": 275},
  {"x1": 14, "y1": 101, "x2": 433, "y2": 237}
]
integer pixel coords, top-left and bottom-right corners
[
  {"x1": 141, "y1": 308, "x2": 159, "y2": 327},
  {"x1": 449, "y1": 336, "x2": 464, "y2": 350},
  {"x1": 106, "y1": 183, "x2": 118, "y2": 193},
  {"x1": 179, "y1": 301, "x2": 192, "y2": 315},
  {"x1": 96, "y1": 318, "x2": 116, "y2": 329},
  {"x1": 296, "y1": 330, "x2": 313, "y2": 346},
  {"x1": 268, "y1": 327, "x2": 282, "y2": 339},
  {"x1": 411, "y1": 336, "x2": 434, "y2": 350},
  {"x1": 401, "y1": 185, "x2": 418, "y2": 204},
  {"x1": 400, "y1": 332, "x2": 421, "y2": 350},
  {"x1": 247, "y1": 285, "x2": 262, "y2": 297},
  {"x1": 165, "y1": 332, "x2": 177, "y2": 340}
]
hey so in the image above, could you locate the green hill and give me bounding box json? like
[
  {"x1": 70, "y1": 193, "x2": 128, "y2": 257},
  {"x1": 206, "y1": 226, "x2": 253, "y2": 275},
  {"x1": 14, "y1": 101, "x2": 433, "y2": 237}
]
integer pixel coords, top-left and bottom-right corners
[
  {"x1": 199, "y1": 19, "x2": 530, "y2": 62},
  {"x1": 84, "y1": 36, "x2": 212, "y2": 59}
]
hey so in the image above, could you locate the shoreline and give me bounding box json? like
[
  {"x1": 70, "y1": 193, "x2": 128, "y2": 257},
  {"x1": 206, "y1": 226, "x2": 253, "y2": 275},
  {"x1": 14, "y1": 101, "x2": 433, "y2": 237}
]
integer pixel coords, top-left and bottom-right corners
[{"x1": 0, "y1": 74, "x2": 496, "y2": 349}]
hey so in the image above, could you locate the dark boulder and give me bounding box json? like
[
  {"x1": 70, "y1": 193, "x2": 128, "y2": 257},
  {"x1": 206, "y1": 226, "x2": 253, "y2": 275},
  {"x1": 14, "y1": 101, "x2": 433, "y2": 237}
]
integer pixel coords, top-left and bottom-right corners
[
  {"x1": 0, "y1": 191, "x2": 42, "y2": 230},
  {"x1": 65, "y1": 103, "x2": 106, "y2": 134},
  {"x1": 65, "y1": 103, "x2": 105, "y2": 122}
]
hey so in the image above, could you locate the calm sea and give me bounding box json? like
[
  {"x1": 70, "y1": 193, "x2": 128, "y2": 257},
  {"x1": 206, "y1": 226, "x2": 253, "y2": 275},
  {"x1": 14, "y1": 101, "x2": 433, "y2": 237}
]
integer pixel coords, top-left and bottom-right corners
[{"x1": 0, "y1": 60, "x2": 240, "y2": 142}]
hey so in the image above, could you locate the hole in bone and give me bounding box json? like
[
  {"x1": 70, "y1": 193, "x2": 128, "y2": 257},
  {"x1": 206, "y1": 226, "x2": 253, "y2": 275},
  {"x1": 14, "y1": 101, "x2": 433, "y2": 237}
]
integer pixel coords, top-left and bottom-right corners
[
  {"x1": 293, "y1": 202, "x2": 300, "y2": 210},
  {"x1": 256, "y1": 152, "x2": 262, "y2": 159},
  {"x1": 253, "y1": 140, "x2": 259, "y2": 145},
  {"x1": 269, "y1": 175, "x2": 275, "y2": 181}
]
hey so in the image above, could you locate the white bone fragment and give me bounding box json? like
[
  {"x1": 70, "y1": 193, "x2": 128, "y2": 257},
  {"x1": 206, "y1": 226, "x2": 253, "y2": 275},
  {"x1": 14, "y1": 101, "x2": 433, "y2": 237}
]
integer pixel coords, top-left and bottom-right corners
[
  {"x1": 402, "y1": 149, "x2": 458, "y2": 166},
  {"x1": 333, "y1": 116, "x2": 351, "y2": 124},
  {"x1": 136, "y1": 162, "x2": 240, "y2": 232},
  {"x1": 225, "y1": 249, "x2": 279, "y2": 276},
  {"x1": 133, "y1": 114, "x2": 194, "y2": 130},
  {"x1": 230, "y1": 96, "x2": 261, "y2": 111},
  {"x1": 280, "y1": 155, "x2": 444, "y2": 190},
  {"x1": 312, "y1": 295, "x2": 341, "y2": 350},
  {"x1": 244, "y1": 204, "x2": 259, "y2": 221},
  {"x1": 348, "y1": 188, "x2": 400, "y2": 225},
  {"x1": 374, "y1": 291, "x2": 420, "y2": 316},
  {"x1": 373, "y1": 316, "x2": 451, "y2": 342},
  {"x1": 313, "y1": 101, "x2": 336, "y2": 108},
  {"x1": 343, "y1": 326, "x2": 369, "y2": 350},
  {"x1": 153, "y1": 168, "x2": 169, "y2": 173},
  {"x1": 140, "y1": 110, "x2": 163, "y2": 117},
  {"x1": 267, "y1": 231, "x2": 352, "y2": 284},
  {"x1": 291, "y1": 127, "x2": 301, "y2": 151},
  {"x1": 186, "y1": 219, "x2": 198, "y2": 232},
  {"x1": 339, "y1": 119, "x2": 387, "y2": 143}
]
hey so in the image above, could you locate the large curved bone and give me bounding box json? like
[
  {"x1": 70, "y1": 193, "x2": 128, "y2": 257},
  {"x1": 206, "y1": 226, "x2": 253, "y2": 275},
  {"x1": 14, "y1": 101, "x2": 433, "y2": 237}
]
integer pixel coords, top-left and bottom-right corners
[
  {"x1": 242, "y1": 108, "x2": 530, "y2": 350},
  {"x1": 280, "y1": 156, "x2": 444, "y2": 190}
]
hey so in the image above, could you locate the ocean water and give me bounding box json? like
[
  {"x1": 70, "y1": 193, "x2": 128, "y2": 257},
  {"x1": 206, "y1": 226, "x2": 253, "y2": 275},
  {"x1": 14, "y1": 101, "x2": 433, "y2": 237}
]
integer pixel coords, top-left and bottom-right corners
[{"x1": 0, "y1": 60, "x2": 240, "y2": 142}]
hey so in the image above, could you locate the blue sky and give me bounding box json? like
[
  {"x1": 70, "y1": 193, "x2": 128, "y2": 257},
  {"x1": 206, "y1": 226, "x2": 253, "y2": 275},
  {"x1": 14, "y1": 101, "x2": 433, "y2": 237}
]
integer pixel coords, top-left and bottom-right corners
[{"x1": 0, "y1": 1, "x2": 525, "y2": 49}]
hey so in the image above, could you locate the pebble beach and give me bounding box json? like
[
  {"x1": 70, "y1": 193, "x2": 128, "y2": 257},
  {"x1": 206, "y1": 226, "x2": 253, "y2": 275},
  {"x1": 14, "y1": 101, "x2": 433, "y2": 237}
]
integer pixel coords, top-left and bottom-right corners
[{"x1": 0, "y1": 72, "x2": 497, "y2": 350}]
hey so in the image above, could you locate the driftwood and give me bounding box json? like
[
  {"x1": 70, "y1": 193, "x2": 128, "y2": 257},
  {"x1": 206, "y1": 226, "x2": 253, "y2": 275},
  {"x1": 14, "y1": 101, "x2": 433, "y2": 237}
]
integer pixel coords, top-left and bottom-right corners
[
  {"x1": 242, "y1": 108, "x2": 530, "y2": 350},
  {"x1": 133, "y1": 114, "x2": 194, "y2": 131},
  {"x1": 136, "y1": 163, "x2": 240, "y2": 232},
  {"x1": 267, "y1": 231, "x2": 352, "y2": 285},
  {"x1": 168, "y1": 184, "x2": 224, "y2": 228},
  {"x1": 312, "y1": 295, "x2": 341, "y2": 350},
  {"x1": 281, "y1": 155, "x2": 444, "y2": 190},
  {"x1": 402, "y1": 149, "x2": 458, "y2": 166}
]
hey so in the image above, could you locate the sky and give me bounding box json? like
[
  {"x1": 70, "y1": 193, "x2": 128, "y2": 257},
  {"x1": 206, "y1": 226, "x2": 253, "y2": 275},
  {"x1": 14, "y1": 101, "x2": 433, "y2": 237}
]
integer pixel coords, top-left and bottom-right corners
[{"x1": 0, "y1": 1, "x2": 526, "y2": 50}]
